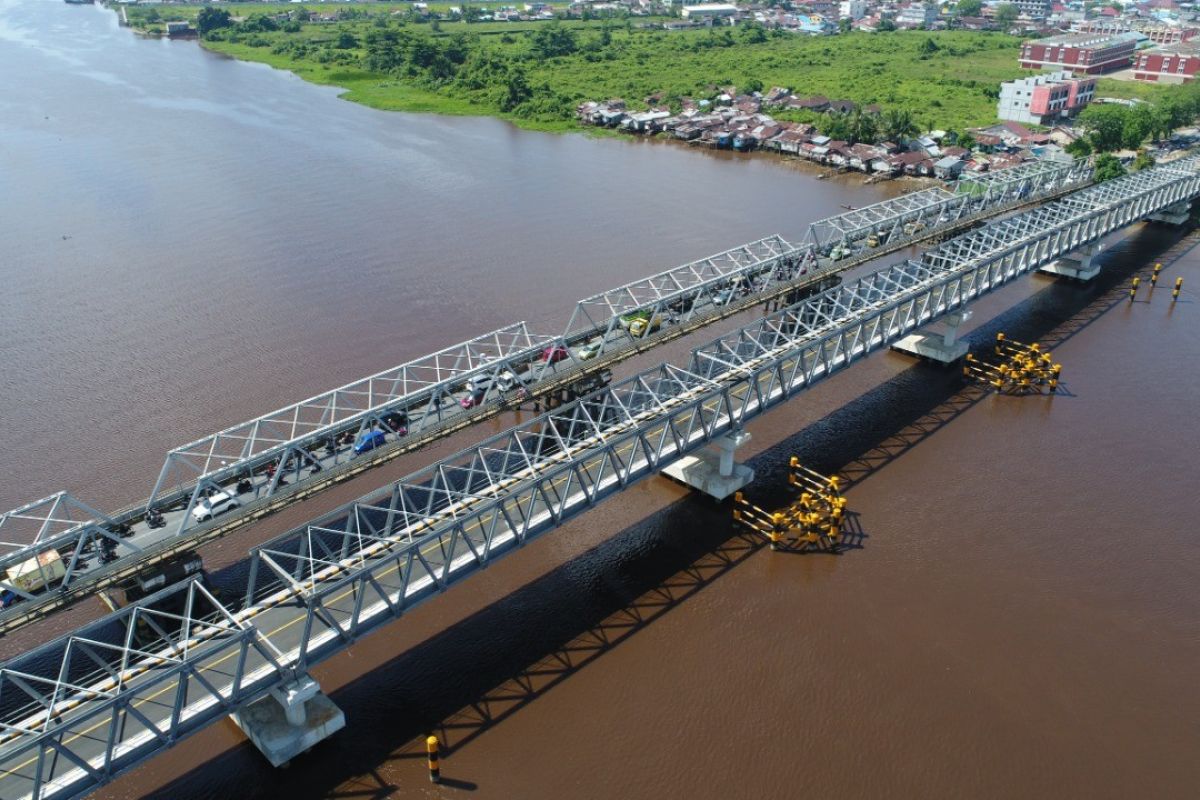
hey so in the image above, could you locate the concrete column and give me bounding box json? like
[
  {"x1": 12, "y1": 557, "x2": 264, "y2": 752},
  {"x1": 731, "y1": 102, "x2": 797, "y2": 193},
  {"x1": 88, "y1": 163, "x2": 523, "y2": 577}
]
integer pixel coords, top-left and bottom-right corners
[
  {"x1": 1040, "y1": 240, "x2": 1102, "y2": 282},
  {"x1": 891, "y1": 309, "x2": 971, "y2": 364},
  {"x1": 232, "y1": 675, "x2": 346, "y2": 767},
  {"x1": 661, "y1": 431, "x2": 754, "y2": 501}
]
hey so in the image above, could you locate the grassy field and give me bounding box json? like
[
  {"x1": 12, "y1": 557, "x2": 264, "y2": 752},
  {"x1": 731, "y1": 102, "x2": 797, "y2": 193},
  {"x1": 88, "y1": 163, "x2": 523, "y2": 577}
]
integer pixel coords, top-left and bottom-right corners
[{"x1": 123, "y1": 3, "x2": 1167, "y2": 134}]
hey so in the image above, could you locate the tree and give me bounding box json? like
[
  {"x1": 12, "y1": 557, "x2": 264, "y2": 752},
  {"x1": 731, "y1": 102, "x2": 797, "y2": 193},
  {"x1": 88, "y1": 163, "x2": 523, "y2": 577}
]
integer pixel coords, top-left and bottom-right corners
[
  {"x1": 881, "y1": 108, "x2": 918, "y2": 141},
  {"x1": 957, "y1": 131, "x2": 976, "y2": 150},
  {"x1": 848, "y1": 108, "x2": 878, "y2": 144},
  {"x1": 1093, "y1": 153, "x2": 1126, "y2": 183},
  {"x1": 1122, "y1": 102, "x2": 1167, "y2": 148},
  {"x1": 336, "y1": 31, "x2": 358, "y2": 50},
  {"x1": 838, "y1": 17, "x2": 852, "y2": 33},
  {"x1": 1065, "y1": 137, "x2": 1093, "y2": 157},
  {"x1": 1132, "y1": 149, "x2": 1155, "y2": 171},
  {"x1": 822, "y1": 112, "x2": 853, "y2": 141},
  {"x1": 530, "y1": 23, "x2": 577, "y2": 58},
  {"x1": 994, "y1": 3, "x2": 1019, "y2": 27},
  {"x1": 739, "y1": 21, "x2": 768, "y2": 44},
  {"x1": 919, "y1": 37, "x2": 939, "y2": 55},
  {"x1": 500, "y1": 67, "x2": 532, "y2": 112},
  {"x1": 1078, "y1": 103, "x2": 1128, "y2": 152},
  {"x1": 957, "y1": 0, "x2": 983, "y2": 15},
  {"x1": 196, "y1": 7, "x2": 232, "y2": 37},
  {"x1": 743, "y1": 77, "x2": 764, "y2": 94},
  {"x1": 878, "y1": 18, "x2": 897, "y2": 31}
]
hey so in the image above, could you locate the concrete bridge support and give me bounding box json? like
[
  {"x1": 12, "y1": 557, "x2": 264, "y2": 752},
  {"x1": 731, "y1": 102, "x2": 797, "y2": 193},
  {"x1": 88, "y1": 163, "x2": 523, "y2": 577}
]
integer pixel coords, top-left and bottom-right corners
[
  {"x1": 232, "y1": 675, "x2": 345, "y2": 767},
  {"x1": 1149, "y1": 200, "x2": 1191, "y2": 225},
  {"x1": 1040, "y1": 241, "x2": 1103, "y2": 282},
  {"x1": 662, "y1": 430, "x2": 754, "y2": 501},
  {"x1": 891, "y1": 309, "x2": 971, "y2": 364}
]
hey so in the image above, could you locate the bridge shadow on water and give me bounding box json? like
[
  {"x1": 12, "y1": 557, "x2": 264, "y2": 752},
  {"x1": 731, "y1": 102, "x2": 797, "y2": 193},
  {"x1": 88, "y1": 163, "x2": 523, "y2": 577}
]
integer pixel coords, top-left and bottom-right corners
[{"x1": 148, "y1": 224, "x2": 1197, "y2": 799}]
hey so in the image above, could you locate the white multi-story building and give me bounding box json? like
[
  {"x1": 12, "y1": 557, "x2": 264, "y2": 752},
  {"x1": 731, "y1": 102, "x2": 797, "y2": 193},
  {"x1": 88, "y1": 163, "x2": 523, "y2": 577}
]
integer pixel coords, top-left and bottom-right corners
[
  {"x1": 1011, "y1": 0, "x2": 1052, "y2": 20},
  {"x1": 997, "y1": 70, "x2": 1097, "y2": 125},
  {"x1": 838, "y1": 0, "x2": 867, "y2": 20}
]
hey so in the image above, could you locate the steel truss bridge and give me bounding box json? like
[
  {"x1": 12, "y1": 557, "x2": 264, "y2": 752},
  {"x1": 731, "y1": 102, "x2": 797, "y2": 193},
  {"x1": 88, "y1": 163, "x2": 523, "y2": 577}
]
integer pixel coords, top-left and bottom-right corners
[
  {"x1": 0, "y1": 159, "x2": 1091, "y2": 631},
  {"x1": 1, "y1": 155, "x2": 1196, "y2": 800}
]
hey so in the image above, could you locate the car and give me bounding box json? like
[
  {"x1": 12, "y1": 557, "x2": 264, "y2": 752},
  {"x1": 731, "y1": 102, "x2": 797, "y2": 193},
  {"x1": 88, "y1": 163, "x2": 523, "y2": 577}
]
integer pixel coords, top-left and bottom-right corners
[
  {"x1": 575, "y1": 342, "x2": 602, "y2": 361},
  {"x1": 353, "y1": 429, "x2": 388, "y2": 455},
  {"x1": 460, "y1": 390, "x2": 486, "y2": 409},
  {"x1": 191, "y1": 490, "x2": 239, "y2": 523},
  {"x1": 542, "y1": 345, "x2": 570, "y2": 363},
  {"x1": 712, "y1": 287, "x2": 737, "y2": 306},
  {"x1": 466, "y1": 369, "x2": 516, "y2": 395}
]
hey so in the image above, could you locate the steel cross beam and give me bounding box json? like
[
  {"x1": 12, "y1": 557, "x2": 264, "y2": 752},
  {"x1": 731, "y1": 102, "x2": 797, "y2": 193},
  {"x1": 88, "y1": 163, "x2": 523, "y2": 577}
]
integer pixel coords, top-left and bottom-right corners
[{"x1": 3, "y1": 156, "x2": 1197, "y2": 800}]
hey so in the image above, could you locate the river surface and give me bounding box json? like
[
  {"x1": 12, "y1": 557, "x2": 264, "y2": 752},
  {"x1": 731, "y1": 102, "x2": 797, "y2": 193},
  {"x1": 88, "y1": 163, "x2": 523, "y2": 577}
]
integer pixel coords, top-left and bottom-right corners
[{"x1": 3, "y1": 1, "x2": 1200, "y2": 799}]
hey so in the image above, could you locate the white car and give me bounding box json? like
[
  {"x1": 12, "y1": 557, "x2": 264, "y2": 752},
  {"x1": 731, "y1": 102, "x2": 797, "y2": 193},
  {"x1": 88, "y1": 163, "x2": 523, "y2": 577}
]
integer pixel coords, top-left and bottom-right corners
[
  {"x1": 191, "y1": 490, "x2": 239, "y2": 523},
  {"x1": 466, "y1": 370, "x2": 517, "y2": 395}
]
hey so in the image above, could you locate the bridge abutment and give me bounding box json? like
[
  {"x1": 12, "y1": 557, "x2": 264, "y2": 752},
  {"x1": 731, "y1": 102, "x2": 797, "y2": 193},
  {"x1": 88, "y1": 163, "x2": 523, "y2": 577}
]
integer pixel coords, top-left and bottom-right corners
[
  {"x1": 232, "y1": 675, "x2": 345, "y2": 767},
  {"x1": 1040, "y1": 241, "x2": 1102, "y2": 281},
  {"x1": 662, "y1": 430, "x2": 754, "y2": 501},
  {"x1": 891, "y1": 309, "x2": 971, "y2": 364}
]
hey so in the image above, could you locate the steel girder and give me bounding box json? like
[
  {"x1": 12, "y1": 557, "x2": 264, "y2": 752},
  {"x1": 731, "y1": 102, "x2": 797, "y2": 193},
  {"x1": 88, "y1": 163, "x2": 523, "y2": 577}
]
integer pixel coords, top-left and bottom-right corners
[
  {"x1": 4, "y1": 156, "x2": 1198, "y2": 800},
  {"x1": 803, "y1": 158, "x2": 1090, "y2": 252},
  {"x1": 562, "y1": 235, "x2": 802, "y2": 339},
  {"x1": 146, "y1": 322, "x2": 556, "y2": 510}
]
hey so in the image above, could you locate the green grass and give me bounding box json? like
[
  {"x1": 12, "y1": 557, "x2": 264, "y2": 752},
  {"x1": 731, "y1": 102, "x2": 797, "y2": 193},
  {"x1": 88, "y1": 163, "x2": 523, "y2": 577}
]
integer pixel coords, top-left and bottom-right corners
[{"x1": 117, "y1": 5, "x2": 1197, "y2": 136}]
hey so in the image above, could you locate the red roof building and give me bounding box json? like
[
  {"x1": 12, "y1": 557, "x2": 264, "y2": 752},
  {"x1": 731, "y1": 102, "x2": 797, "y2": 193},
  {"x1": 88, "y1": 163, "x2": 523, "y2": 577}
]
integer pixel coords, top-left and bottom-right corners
[
  {"x1": 1019, "y1": 32, "x2": 1139, "y2": 74},
  {"x1": 1133, "y1": 40, "x2": 1200, "y2": 83}
]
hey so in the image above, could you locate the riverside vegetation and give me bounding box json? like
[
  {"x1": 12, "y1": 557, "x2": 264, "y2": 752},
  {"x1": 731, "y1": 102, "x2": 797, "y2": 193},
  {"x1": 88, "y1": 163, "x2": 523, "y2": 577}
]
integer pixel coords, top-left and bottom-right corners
[{"x1": 126, "y1": 4, "x2": 1172, "y2": 136}]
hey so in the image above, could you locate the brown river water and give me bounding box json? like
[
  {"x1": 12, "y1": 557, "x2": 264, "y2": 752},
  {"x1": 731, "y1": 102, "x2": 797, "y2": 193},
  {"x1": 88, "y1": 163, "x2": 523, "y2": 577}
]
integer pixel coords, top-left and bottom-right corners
[{"x1": 3, "y1": 2, "x2": 1199, "y2": 798}]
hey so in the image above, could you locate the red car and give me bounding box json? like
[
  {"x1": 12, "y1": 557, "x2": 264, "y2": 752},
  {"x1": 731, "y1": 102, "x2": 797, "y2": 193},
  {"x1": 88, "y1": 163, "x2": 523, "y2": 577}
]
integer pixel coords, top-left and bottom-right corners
[{"x1": 541, "y1": 345, "x2": 570, "y2": 364}]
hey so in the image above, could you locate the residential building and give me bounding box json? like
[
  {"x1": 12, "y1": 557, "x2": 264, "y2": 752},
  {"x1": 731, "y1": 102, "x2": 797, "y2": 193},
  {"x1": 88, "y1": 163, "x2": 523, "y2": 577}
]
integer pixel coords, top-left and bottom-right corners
[
  {"x1": 997, "y1": 70, "x2": 1096, "y2": 124},
  {"x1": 1012, "y1": 0, "x2": 1052, "y2": 20},
  {"x1": 894, "y1": 2, "x2": 937, "y2": 28},
  {"x1": 838, "y1": 0, "x2": 867, "y2": 20},
  {"x1": 1133, "y1": 40, "x2": 1200, "y2": 83},
  {"x1": 680, "y1": 2, "x2": 738, "y2": 18},
  {"x1": 1018, "y1": 32, "x2": 1140, "y2": 74}
]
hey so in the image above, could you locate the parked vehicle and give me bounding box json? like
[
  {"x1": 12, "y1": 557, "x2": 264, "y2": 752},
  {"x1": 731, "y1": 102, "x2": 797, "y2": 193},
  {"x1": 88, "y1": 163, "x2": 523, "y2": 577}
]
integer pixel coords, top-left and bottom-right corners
[
  {"x1": 352, "y1": 429, "x2": 388, "y2": 455},
  {"x1": 190, "y1": 490, "x2": 240, "y2": 523}
]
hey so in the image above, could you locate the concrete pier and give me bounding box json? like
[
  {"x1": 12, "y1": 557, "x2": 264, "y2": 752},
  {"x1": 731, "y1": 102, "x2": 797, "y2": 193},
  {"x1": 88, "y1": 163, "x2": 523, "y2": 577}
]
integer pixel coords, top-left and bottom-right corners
[
  {"x1": 1149, "y1": 200, "x2": 1190, "y2": 225},
  {"x1": 1040, "y1": 242, "x2": 1102, "y2": 281},
  {"x1": 892, "y1": 309, "x2": 971, "y2": 364},
  {"x1": 232, "y1": 676, "x2": 345, "y2": 767},
  {"x1": 662, "y1": 431, "x2": 754, "y2": 501}
]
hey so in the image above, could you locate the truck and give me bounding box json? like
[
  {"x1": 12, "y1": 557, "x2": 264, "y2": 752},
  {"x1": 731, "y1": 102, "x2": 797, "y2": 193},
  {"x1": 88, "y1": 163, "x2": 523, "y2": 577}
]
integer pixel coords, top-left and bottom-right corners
[{"x1": 5, "y1": 550, "x2": 67, "y2": 595}]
